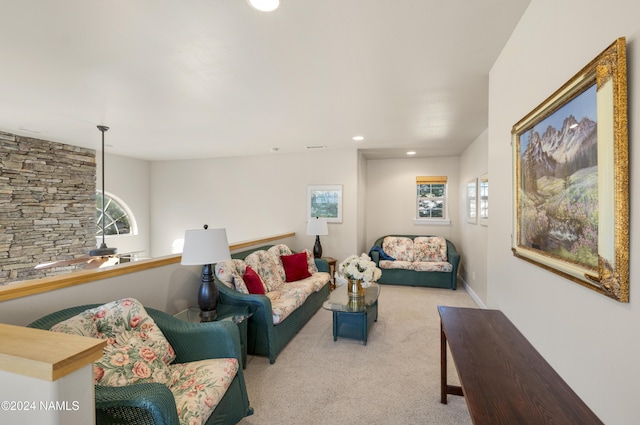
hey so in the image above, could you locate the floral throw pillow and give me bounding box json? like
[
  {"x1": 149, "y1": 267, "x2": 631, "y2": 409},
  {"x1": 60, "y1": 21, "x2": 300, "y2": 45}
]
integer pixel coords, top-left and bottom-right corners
[
  {"x1": 215, "y1": 259, "x2": 248, "y2": 292},
  {"x1": 304, "y1": 249, "x2": 319, "y2": 274},
  {"x1": 382, "y1": 236, "x2": 414, "y2": 262},
  {"x1": 51, "y1": 298, "x2": 176, "y2": 386},
  {"x1": 414, "y1": 236, "x2": 448, "y2": 262},
  {"x1": 94, "y1": 330, "x2": 173, "y2": 386},
  {"x1": 245, "y1": 250, "x2": 284, "y2": 291}
]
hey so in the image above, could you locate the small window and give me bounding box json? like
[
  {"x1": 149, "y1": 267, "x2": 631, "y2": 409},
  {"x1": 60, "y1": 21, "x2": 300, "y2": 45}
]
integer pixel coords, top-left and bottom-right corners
[
  {"x1": 416, "y1": 176, "x2": 448, "y2": 220},
  {"x1": 96, "y1": 191, "x2": 133, "y2": 236}
]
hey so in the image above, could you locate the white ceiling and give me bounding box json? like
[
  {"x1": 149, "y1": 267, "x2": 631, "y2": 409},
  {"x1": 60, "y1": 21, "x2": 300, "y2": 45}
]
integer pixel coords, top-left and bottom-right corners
[{"x1": 0, "y1": 0, "x2": 530, "y2": 161}]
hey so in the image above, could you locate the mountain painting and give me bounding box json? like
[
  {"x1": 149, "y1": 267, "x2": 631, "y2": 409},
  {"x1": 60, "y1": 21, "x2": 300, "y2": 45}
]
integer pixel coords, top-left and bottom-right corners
[{"x1": 517, "y1": 83, "x2": 598, "y2": 268}]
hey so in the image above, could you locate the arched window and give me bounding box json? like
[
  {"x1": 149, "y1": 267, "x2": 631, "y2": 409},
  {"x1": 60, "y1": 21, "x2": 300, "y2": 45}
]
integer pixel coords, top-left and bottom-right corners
[{"x1": 96, "y1": 191, "x2": 136, "y2": 236}]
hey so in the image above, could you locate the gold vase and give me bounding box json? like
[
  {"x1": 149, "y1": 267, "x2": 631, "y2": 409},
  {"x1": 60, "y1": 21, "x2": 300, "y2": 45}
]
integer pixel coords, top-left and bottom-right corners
[{"x1": 347, "y1": 279, "x2": 365, "y2": 298}]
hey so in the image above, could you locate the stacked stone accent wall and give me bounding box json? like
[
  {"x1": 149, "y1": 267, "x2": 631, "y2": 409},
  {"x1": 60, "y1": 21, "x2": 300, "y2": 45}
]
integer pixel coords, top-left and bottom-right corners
[{"x1": 0, "y1": 131, "x2": 96, "y2": 284}]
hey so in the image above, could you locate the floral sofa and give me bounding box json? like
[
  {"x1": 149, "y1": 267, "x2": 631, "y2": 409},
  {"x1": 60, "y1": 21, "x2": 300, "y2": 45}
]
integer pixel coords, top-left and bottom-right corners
[
  {"x1": 28, "y1": 298, "x2": 252, "y2": 425},
  {"x1": 214, "y1": 244, "x2": 331, "y2": 364},
  {"x1": 369, "y1": 235, "x2": 460, "y2": 290}
]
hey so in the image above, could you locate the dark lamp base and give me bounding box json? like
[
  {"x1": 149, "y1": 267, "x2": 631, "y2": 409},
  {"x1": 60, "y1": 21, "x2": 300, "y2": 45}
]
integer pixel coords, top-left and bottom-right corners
[
  {"x1": 313, "y1": 235, "x2": 323, "y2": 258},
  {"x1": 199, "y1": 309, "x2": 217, "y2": 322}
]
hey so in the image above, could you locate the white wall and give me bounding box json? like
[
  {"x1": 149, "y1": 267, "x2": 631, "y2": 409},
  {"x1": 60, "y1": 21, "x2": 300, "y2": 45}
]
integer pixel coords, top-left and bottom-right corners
[
  {"x1": 365, "y1": 156, "x2": 460, "y2": 250},
  {"x1": 488, "y1": 0, "x2": 640, "y2": 423},
  {"x1": 458, "y1": 130, "x2": 488, "y2": 306},
  {"x1": 97, "y1": 153, "x2": 151, "y2": 257},
  {"x1": 0, "y1": 261, "x2": 202, "y2": 326},
  {"x1": 149, "y1": 149, "x2": 359, "y2": 263},
  {"x1": 356, "y1": 151, "x2": 368, "y2": 255}
]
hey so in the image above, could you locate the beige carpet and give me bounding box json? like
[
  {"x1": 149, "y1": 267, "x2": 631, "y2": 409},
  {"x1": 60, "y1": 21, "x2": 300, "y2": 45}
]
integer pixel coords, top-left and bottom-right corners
[{"x1": 238, "y1": 284, "x2": 477, "y2": 425}]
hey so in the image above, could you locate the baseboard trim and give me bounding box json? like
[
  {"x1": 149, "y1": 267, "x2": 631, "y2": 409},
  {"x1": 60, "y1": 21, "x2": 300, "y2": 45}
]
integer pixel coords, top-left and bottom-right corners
[{"x1": 459, "y1": 278, "x2": 487, "y2": 309}]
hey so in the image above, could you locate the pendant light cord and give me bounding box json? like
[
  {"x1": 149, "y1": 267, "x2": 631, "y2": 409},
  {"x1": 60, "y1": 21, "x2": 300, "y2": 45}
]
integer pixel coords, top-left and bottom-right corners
[{"x1": 97, "y1": 125, "x2": 109, "y2": 250}]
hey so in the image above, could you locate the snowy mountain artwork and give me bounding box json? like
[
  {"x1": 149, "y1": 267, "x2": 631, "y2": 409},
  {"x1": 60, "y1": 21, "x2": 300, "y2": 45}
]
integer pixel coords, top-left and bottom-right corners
[
  {"x1": 511, "y1": 37, "x2": 628, "y2": 302},
  {"x1": 517, "y1": 84, "x2": 598, "y2": 267}
]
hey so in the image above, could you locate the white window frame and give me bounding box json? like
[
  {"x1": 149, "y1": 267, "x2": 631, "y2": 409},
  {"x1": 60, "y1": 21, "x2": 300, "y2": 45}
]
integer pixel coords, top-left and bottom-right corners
[
  {"x1": 413, "y1": 176, "x2": 451, "y2": 225},
  {"x1": 96, "y1": 190, "x2": 138, "y2": 238}
]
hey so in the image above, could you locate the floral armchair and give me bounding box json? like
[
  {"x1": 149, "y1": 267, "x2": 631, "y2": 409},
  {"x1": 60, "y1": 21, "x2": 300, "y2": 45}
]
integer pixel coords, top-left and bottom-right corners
[{"x1": 27, "y1": 298, "x2": 253, "y2": 425}]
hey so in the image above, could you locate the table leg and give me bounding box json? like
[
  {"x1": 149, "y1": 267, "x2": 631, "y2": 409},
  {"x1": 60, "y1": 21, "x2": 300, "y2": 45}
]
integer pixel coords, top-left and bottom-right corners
[
  {"x1": 333, "y1": 311, "x2": 338, "y2": 341},
  {"x1": 441, "y1": 320, "x2": 447, "y2": 404},
  {"x1": 363, "y1": 311, "x2": 367, "y2": 345}
]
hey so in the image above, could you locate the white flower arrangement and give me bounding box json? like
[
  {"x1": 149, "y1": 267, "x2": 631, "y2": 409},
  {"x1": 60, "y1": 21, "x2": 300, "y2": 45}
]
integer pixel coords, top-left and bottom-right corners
[{"x1": 338, "y1": 253, "x2": 382, "y2": 287}]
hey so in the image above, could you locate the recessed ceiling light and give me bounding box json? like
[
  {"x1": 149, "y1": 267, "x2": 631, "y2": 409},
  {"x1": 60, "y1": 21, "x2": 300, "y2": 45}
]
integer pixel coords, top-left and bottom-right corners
[
  {"x1": 352, "y1": 136, "x2": 364, "y2": 141},
  {"x1": 248, "y1": 0, "x2": 280, "y2": 12},
  {"x1": 406, "y1": 151, "x2": 416, "y2": 155}
]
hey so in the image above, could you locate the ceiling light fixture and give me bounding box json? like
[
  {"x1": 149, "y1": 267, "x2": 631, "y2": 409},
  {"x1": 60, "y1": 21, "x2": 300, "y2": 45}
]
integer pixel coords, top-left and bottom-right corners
[
  {"x1": 406, "y1": 151, "x2": 417, "y2": 156},
  {"x1": 248, "y1": 0, "x2": 280, "y2": 12},
  {"x1": 352, "y1": 136, "x2": 364, "y2": 141}
]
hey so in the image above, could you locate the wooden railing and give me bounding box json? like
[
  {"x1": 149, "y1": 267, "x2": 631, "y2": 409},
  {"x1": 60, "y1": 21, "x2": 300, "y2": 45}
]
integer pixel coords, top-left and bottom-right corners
[{"x1": 0, "y1": 232, "x2": 295, "y2": 302}]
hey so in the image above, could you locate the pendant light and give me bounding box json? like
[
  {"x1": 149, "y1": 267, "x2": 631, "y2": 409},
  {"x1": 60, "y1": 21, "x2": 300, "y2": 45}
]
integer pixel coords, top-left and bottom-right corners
[{"x1": 90, "y1": 125, "x2": 118, "y2": 257}]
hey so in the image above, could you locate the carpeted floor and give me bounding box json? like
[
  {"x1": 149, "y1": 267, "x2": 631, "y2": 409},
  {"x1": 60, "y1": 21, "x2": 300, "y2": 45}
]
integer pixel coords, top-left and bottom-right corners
[{"x1": 238, "y1": 284, "x2": 477, "y2": 424}]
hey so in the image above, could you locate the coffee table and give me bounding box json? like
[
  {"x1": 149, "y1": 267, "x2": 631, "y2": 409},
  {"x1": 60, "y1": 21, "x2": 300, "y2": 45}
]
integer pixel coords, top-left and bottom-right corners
[{"x1": 323, "y1": 282, "x2": 380, "y2": 345}]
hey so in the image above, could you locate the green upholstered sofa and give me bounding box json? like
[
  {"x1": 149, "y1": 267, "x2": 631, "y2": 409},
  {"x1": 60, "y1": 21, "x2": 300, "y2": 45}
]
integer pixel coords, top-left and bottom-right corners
[
  {"x1": 369, "y1": 235, "x2": 460, "y2": 290},
  {"x1": 213, "y1": 244, "x2": 330, "y2": 364},
  {"x1": 28, "y1": 303, "x2": 253, "y2": 425}
]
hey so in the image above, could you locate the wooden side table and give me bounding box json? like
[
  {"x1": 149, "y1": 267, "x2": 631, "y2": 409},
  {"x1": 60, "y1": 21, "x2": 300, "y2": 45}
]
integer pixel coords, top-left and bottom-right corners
[{"x1": 322, "y1": 256, "x2": 337, "y2": 290}]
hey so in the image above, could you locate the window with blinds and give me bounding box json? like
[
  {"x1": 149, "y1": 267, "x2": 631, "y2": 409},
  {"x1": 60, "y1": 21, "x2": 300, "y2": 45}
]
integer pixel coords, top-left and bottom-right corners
[{"x1": 416, "y1": 176, "x2": 447, "y2": 219}]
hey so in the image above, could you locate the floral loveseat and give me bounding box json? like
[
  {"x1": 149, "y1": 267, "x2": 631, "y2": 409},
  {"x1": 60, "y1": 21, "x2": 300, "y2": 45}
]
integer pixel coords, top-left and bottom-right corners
[
  {"x1": 214, "y1": 244, "x2": 331, "y2": 364},
  {"x1": 28, "y1": 298, "x2": 252, "y2": 425},
  {"x1": 369, "y1": 235, "x2": 460, "y2": 290}
]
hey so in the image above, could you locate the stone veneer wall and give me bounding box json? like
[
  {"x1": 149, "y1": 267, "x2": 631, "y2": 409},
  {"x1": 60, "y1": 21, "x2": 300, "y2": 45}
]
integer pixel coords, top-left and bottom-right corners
[{"x1": 0, "y1": 131, "x2": 96, "y2": 284}]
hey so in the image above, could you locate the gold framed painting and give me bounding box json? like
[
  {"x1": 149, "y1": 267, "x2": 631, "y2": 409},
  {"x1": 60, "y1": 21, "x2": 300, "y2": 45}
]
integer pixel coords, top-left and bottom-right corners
[{"x1": 511, "y1": 37, "x2": 629, "y2": 302}]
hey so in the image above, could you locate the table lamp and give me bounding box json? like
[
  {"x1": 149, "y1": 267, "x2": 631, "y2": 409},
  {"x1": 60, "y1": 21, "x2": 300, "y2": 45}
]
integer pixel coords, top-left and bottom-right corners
[
  {"x1": 181, "y1": 225, "x2": 231, "y2": 321},
  {"x1": 306, "y1": 217, "x2": 328, "y2": 258}
]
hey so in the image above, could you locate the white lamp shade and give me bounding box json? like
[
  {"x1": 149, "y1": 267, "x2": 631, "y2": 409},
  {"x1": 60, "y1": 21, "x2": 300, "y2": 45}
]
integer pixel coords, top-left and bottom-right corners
[
  {"x1": 181, "y1": 228, "x2": 231, "y2": 265},
  {"x1": 306, "y1": 217, "x2": 329, "y2": 236}
]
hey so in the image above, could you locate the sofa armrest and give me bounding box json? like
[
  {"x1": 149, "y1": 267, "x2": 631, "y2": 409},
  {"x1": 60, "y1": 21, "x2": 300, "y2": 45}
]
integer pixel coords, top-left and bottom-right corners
[
  {"x1": 446, "y1": 240, "x2": 460, "y2": 268},
  {"x1": 95, "y1": 382, "x2": 179, "y2": 425},
  {"x1": 147, "y1": 308, "x2": 242, "y2": 364},
  {"x1": 370, "y1": 250, "x2": 381, "y2": 265},
  {"x1": 314, "y1": 257, "x2": 329, "y2": 272}
]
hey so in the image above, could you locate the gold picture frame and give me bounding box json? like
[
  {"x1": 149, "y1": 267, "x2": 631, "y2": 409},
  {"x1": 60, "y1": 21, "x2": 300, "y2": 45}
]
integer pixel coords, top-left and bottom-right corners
[{"x1": 511, "y1": 37, "x2": 629, "y2": 302}]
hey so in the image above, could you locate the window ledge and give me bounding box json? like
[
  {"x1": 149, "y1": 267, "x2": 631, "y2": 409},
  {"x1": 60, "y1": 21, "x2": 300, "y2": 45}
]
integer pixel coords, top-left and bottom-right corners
[{"x1": 413, "y1": 219, "x2": 451, "y2": 226}]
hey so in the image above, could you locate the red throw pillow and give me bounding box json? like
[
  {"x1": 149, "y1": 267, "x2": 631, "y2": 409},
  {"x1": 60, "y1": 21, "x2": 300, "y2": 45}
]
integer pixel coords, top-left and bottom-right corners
[
  {"x1": 243, "y1": 266, "x2": 266, "y2": 294},
  {"x1": 281, "y1": 252, "x2": 312, "y2": 282}
]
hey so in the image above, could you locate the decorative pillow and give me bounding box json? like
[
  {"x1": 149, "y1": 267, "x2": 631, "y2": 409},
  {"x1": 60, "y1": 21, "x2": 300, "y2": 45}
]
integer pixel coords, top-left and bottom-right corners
[
  {"x1": 414, "y1": 236, "x2": 448, "y2": 262},
  {"x1": 215, "y1": 259, "x2": 248, "y2": 293},
  {"x1": 245, "y1": 250, "x2": 284, "y2": 291},
  {"x1": 382, "y1": 236, "x2": 414, "y2": 262},
  {"x1": 50, "y1": 311, "x2": 100, "y2": 338},
  {"x1": 303, "y1": 249, "x2": 319, "y2": 273},
  {"x1": 267, "y1": 244, "x2": 293, "y2": 281},
  {"x1": 214, "y1": 260, "x2": 237, "y2": 289},
  {"x1": 243, "y1": 266, "x2": 266, "y2": 294},
  {"x1": 281, "y1": 252, "x2": 312, "y2": 282},
  {"x1": 94, "y1": 331, "x2": 173, "y2": 386},
  {"x1": 51, "y1": 298, "x2": 176, "y2": 387}
]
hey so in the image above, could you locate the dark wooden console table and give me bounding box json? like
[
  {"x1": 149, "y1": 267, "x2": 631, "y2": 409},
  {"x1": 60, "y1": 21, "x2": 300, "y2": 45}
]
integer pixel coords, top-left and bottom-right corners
[{"x1": 438, "y1": 305, "x2": 603, "y2": 425}]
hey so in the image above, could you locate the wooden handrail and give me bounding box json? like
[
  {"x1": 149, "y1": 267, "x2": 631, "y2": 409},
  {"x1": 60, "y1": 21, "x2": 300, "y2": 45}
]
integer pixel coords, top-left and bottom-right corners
[{"x1": 0, "y1": 232, "x2": 295, "y2": 302}]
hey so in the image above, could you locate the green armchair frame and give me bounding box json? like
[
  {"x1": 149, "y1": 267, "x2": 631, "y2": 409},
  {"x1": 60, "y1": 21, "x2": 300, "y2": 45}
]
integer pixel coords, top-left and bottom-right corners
[{"x1": 28, "y1": 305, "x2": 253, "y2": 425}]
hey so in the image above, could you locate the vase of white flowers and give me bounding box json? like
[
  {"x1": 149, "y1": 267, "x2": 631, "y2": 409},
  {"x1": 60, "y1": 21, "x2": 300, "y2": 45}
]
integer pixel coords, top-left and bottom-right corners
[{"x1": 339, "y1": 254, "x2": 382, "y2": 298}]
